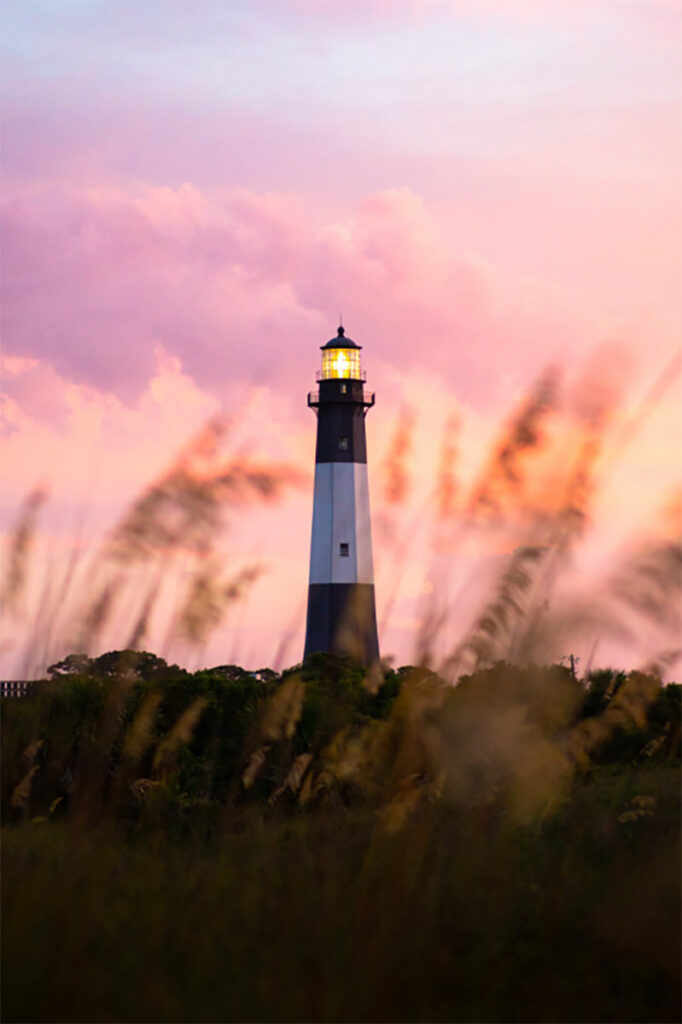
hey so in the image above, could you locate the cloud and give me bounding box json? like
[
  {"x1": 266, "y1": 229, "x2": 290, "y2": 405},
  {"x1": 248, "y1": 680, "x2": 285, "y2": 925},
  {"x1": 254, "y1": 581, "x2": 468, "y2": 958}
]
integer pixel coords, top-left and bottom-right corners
[
  {"x1": 1, "y1": 183, "x2": 315, "y2": 400},
  {"x1": 4, "y1": 180, "x2": 620, "y2": 416},
  {"x1": 1, "y1": 346, "x2": 219, "y2": 515}
]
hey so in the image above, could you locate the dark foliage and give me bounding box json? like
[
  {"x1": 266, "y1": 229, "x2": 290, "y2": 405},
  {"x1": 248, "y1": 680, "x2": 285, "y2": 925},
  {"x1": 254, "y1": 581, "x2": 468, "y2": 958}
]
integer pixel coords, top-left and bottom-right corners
[{"x1": 1, "y1": 653, "x2": 680, "y2": 1023}]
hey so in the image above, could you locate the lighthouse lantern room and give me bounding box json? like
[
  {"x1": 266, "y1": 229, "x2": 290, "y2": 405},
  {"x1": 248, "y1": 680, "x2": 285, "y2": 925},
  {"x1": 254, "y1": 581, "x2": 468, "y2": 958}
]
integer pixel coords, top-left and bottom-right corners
[{"x1": 304, "y1": 327, "x2": 379, "y2": 665}]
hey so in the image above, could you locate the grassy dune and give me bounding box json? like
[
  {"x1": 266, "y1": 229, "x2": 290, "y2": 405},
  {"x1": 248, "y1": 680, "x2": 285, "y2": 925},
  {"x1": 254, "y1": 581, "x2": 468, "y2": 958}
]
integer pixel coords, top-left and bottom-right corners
[
  {"x1": 2, "y1": 657, "x2": 680, "y2": 1023},
  {"x1": 3, "y1": 766, "x2": 679, "y2": 1024}
]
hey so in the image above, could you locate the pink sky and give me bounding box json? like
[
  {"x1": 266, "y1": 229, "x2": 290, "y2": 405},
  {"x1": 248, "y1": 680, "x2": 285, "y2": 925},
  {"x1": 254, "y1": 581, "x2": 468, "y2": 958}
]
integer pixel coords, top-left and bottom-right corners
[{"x1": 1, "y1": 0, "x2": 680, "y2": 676}]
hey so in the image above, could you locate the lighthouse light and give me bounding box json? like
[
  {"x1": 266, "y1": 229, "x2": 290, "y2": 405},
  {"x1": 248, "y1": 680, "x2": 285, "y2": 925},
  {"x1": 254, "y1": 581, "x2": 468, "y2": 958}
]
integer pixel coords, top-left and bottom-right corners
[{"x1": 321, "y1": 347, "x2": 361, "y2": 380}]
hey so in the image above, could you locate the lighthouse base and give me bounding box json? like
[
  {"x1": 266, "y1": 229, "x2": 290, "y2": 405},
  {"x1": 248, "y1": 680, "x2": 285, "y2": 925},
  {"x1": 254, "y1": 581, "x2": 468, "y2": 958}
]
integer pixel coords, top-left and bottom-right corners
[{"x1": 304, "y1": 583, "x2": 379, "y2": 665}]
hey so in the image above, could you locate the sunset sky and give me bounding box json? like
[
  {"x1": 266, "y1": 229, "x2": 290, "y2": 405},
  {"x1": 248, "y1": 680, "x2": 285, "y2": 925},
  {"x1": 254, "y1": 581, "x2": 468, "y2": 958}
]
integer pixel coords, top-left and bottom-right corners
[{"x1": 2, "y1": 0, "x2": 680, "y2": 675}]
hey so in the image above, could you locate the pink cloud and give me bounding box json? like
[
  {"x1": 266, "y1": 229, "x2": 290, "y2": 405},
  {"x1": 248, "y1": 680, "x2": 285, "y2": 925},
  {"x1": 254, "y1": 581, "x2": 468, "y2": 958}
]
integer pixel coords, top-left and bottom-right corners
[
  {"x1": 1, "y1": 184, "x2": 314, "y2": 398},
  {"x1": 4, "y1": 174, "x2": 679, "y2": 435}
]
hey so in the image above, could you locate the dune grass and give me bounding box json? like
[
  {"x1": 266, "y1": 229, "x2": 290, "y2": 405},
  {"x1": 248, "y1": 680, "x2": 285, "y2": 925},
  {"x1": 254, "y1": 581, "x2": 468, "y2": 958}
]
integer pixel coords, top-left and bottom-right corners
[
  {"x1": 3, "y1": 760, "x2": 679, "y2": 1024},
  {"x1": 2, "y1": 654, "x2": 680, "y2": 1024}
]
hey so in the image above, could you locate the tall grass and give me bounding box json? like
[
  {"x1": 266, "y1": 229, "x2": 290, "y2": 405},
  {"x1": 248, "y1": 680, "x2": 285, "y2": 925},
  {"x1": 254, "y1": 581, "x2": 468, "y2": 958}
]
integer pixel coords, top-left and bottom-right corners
[
  {"x1": 3, "y1": 766, "x2": 679, "y2": 1023},
  {"x1": 1, "y1": 414, "x2": 305, "y2": 679}
]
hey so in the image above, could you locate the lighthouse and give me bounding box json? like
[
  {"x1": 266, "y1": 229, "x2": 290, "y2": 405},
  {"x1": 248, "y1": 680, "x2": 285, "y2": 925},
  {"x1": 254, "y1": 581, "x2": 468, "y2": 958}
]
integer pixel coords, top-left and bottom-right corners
[{"x1": 304, "y1": 326, "x2": 380, "y2": 665}]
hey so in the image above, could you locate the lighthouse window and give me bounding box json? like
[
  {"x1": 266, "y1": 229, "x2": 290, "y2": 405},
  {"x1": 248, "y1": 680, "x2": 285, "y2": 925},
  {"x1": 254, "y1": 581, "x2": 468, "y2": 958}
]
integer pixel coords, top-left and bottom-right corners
[
  {"x1": 321, "y1": 348, "x2": 361, "y2": 380},
  {"x1": 339, "y1": 543, "x2": 349, "y2": 557},
  {"x1": 340, "y1": 383, "x2": 347, "y2": 394},
  {"x1": 338, "y1": 436, "x2": 349, "y2": 451}
]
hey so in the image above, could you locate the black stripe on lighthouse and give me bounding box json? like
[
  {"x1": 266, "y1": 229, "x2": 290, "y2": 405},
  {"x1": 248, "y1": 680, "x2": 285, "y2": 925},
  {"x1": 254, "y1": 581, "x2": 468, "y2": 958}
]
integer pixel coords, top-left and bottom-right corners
[
  {"x1": 314, "y1": 381, "x2": 367, "y2": 464},
  {"x1": 304, "y1": 341, "x2": 379, "y2": 665}
]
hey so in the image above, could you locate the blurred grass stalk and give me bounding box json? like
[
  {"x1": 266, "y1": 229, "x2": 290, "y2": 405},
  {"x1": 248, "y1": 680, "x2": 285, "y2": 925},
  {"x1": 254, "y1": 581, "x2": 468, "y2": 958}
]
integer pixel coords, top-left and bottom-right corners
[{"x1": 1, "y1": 415, "x2": 305, "y2": 679}]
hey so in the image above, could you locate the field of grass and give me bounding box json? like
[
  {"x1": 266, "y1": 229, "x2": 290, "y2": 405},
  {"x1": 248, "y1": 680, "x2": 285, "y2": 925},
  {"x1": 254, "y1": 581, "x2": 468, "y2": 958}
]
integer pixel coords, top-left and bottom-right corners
[
  {"x1": 3, "y1": 765, "x2": 680, "y2": 1024},
  {"x1": 2, "y1": 656, "x2": 680, "y2": 1023}
]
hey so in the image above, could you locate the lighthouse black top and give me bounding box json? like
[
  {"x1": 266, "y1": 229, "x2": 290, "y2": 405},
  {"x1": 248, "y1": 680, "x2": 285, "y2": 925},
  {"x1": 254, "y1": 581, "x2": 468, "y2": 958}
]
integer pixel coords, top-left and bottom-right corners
[
  {"x1": 303, "y1": 326, "x2": 379, "y2": 665},
  {"x1": 320, "y1": 325, "x2": 361, "y2": 349}
]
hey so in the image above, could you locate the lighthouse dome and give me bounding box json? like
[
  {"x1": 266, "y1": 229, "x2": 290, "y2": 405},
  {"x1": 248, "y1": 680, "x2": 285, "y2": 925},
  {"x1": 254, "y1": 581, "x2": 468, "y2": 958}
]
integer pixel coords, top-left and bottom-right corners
[{"x1": 321, "y1": 326, "x2": 362, "y2": 350}]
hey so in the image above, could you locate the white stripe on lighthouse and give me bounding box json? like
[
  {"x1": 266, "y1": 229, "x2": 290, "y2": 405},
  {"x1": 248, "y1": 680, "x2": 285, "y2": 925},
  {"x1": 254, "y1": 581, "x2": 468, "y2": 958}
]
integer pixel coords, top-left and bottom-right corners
[
  {"x1": 309, "y1": 463, "x2": 375, "y2": 585},
  {"x1": 352, "y1": 463, "x2": 375, "y2": 583}
]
